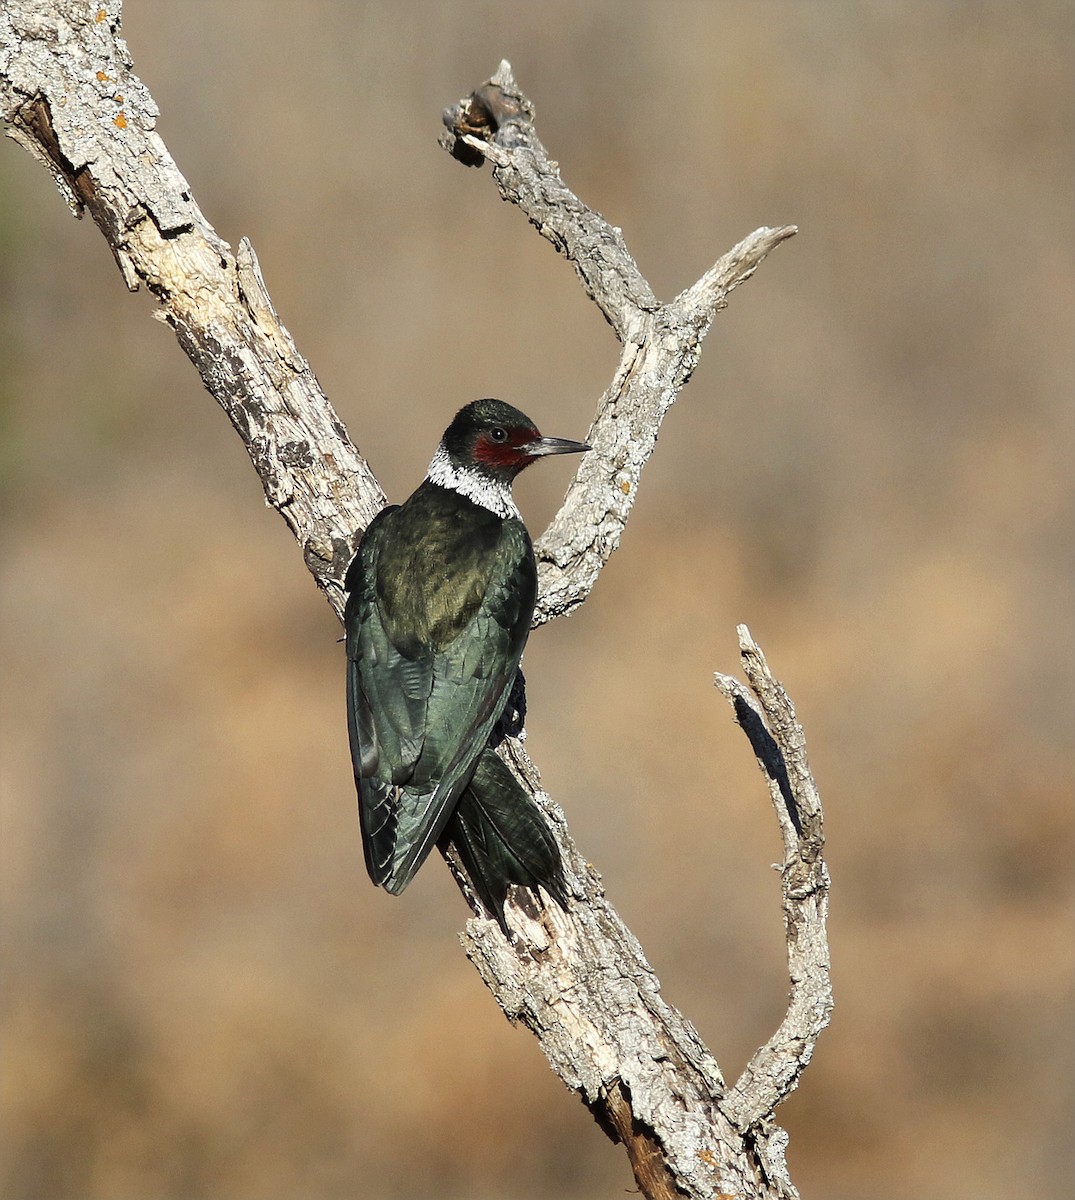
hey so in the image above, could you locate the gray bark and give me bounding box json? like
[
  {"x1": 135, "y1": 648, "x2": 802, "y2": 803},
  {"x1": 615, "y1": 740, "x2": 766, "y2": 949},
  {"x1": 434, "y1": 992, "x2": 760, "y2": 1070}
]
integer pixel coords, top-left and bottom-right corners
[
  {"x1": 441, "y1": 65, "x2": 797, "y2": 627},
  {"x1": 2, "y1": 9, "x2": 831, "y2": 1198}
]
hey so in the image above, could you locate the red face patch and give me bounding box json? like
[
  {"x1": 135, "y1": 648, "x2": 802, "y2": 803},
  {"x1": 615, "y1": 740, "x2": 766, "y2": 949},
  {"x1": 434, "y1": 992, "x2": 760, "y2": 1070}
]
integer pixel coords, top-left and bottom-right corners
[{"x1": 473, "y1": 426, "x2": 540, "y2": 470}]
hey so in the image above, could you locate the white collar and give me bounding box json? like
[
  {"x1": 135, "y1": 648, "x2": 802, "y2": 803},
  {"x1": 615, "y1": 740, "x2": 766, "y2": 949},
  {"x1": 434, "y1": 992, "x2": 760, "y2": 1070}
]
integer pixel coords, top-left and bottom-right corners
[{"x1": 425, "y1": 444, "x2": 521, "y2": 520}]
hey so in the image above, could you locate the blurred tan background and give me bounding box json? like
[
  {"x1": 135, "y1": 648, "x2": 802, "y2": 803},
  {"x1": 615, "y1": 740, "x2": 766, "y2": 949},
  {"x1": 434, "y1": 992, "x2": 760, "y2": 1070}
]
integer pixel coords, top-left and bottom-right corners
[{"x1": 2, "y1": 3, "x2": 1072, "y2": 1198}]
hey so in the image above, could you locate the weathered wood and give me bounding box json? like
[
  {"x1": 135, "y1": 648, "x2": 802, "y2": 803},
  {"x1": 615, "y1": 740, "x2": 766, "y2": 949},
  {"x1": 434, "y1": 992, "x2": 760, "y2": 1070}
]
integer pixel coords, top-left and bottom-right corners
[
  {"x1": 3, "y1": 10, "x2": 829, "y2": 1197},
  {"x1": 1, "y1": 0, "x2": 382, "y2": 618},
  {"x1": 442, "y1": 62, "x2": 797, "y2": 626},
  {"x1": 716, "y1": 629, "x2": 833, "y2": 1142}
]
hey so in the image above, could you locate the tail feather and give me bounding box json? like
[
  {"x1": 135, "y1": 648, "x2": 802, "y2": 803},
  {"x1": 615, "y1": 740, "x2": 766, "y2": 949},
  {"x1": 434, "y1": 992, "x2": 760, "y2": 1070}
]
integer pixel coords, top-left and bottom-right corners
[{"x1": 441, "y1": 749, "x2": 567, "y2": 930}]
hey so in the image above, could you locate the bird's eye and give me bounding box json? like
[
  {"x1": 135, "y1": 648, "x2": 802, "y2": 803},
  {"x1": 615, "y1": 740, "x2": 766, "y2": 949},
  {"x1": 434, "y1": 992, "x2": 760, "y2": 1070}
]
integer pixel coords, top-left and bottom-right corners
[{"x1": 489, "y1": 427, "x2": 508, "y2": 443}]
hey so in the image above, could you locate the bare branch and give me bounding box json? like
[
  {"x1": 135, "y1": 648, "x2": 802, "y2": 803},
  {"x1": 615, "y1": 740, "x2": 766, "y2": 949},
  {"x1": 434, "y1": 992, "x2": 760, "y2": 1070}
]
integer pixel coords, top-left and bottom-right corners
[
  {"x1": 715, "y1": 627, "x2": 833, "y2": 1130},
  {"x1": 1, "y1": 0, "x2": 382, "y2": 616},
  {"x1": 441, "y1": 60, "x2": 659, "y2": 342},
  {"x1": 4, "y1": 11, "x2": 828, "y2": 1197},
  {"x1": 441, "y1": 61, "x2": 796, "y2": 624}
]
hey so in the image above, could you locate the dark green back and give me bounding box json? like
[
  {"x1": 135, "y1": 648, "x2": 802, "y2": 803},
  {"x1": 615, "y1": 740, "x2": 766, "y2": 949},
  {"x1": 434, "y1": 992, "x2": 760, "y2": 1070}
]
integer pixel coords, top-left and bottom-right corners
[{"x1": 344, "y1": 482, "x2": 537, "y2": 891}]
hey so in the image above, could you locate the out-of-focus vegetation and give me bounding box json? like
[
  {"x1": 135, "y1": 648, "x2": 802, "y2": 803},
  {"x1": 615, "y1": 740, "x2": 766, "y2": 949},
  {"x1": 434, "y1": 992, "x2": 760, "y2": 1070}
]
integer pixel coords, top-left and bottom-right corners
[{"x1": 2, "y1": 4, "x2": 1071, "y2": 1198}]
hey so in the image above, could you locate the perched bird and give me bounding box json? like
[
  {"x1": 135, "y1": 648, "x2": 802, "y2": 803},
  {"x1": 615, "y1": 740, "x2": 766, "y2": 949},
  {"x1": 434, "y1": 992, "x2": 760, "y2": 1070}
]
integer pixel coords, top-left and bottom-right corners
[{"x1": 344, "y1": 399, "x2": 589, "y2": 924}]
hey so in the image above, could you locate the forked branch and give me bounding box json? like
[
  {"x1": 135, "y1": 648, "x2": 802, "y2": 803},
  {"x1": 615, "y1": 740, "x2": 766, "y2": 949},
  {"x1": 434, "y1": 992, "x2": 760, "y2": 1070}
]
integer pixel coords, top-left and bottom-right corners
[
  {"x1": 2, "y1": 10, "x2": 829, "y2": 1197},
  {"x1": 442, "y1": 61, "x2": 797, "y2": 624}
]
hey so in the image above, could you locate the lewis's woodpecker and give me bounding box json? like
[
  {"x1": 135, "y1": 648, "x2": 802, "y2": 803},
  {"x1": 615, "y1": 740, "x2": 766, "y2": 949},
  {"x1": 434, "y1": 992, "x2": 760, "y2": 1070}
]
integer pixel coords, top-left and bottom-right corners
[{"x1": 344, "y1": 399, "x2": 589, "y2": 924}]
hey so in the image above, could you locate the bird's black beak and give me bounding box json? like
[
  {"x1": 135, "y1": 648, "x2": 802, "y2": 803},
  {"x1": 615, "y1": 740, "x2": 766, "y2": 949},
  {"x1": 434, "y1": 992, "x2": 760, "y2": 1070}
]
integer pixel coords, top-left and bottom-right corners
[{"x1": 522, "y1": 435, "x2": 591, "y2": 458}]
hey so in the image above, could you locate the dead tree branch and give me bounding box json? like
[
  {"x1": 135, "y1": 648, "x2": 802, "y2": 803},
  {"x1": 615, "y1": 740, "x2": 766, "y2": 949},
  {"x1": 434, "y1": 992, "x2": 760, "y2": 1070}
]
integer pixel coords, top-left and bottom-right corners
[
  {"x1": 3, "y1": 7, "x2": 829, "y2": 1197},
  {"x1": 442, "y1": 62, "x2": 796, "y2": 625},
  {"x1": 715, "y1": 628, "x2": 833, "y2": 1133},
  {"x1": 0, "y1": 0, "x2": 380, "y2": 618}
]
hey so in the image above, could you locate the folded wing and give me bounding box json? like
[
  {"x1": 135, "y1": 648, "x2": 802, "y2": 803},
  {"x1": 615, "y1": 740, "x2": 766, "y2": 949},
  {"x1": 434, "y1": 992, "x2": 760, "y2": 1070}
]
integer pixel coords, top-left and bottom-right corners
[{"x1": 345, "y1": 500, "x2": 537, "y2": 893}]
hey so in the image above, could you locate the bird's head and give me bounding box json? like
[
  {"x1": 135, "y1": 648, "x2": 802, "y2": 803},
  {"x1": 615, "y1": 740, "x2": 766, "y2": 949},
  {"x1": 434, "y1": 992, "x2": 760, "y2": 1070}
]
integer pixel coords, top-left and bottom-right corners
[{"x1": 440, "y1": 398, "x2": 590, "y2": 482}]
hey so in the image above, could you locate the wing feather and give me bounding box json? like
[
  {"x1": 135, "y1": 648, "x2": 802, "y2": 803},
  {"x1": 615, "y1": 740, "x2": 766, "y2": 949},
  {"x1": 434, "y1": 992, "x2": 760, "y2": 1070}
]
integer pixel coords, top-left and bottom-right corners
[{"x1": 345, "y1": 494, "x2": 537, "y2": 893}]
